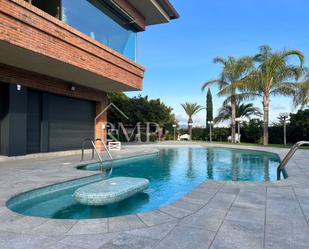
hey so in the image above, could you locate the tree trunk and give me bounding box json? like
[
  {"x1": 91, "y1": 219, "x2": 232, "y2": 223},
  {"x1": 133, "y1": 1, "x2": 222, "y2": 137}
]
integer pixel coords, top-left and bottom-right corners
[
  {"x1": 231, "y1": 96, "x2": 236, "y2": 143},
  {"x1": 188, "y1": 117, "x2": 192, "y2": 140},
  {"x1": 263, "y1": 95, "x2": 270, "y2": 145}
]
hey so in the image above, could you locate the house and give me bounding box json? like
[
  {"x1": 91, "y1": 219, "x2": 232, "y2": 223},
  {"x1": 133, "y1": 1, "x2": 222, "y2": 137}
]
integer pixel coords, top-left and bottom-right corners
[{"x1": 0, "y1": 0, "x2": 179, "y2": 156}]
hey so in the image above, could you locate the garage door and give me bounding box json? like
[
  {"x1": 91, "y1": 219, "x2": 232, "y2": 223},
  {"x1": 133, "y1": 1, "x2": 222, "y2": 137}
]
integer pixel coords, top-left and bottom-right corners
[
  {"x1": 27, "y1": 90, "x2": 42, "y2": 154},
  {"x1": 47, "y1": 93, "x2": 95, "y2": 152}
]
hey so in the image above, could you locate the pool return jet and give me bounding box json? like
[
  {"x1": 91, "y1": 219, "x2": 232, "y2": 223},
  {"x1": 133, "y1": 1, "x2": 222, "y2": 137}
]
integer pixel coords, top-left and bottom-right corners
[{"x1": 75, "y1": 105, "x2": 150, "y2": 206}]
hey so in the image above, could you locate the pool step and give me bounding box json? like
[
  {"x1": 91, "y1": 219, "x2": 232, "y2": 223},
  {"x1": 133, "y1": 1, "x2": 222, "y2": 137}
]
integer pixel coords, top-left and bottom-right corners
[{"x1": 73, "y1": 177, "x2": 149, "y2": 206}]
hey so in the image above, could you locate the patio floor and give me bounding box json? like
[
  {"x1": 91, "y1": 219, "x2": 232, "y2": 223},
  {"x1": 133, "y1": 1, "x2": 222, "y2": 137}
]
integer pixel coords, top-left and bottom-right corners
[{"x1": 0, "y1": 143, "x2": 309, "y2": 249}]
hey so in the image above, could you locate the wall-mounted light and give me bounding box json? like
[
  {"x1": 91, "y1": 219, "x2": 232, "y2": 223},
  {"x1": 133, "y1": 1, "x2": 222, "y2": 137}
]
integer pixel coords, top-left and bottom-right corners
[
  {"x1": 17, "y1": 84, "x2": 21, "y2": 91},
  {"x1": 69, "y1": 85, "x2": 76, "y2": 91}
]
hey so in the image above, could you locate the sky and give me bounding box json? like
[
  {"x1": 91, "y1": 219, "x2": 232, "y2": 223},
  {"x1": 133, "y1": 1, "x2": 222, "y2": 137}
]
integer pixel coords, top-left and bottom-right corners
[{"x1": 127, "y1": 0, "x2": 309, "y2": 127}]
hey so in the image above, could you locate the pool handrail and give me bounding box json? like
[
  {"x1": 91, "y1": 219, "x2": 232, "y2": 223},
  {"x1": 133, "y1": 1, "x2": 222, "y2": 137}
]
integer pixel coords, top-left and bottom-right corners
[
  {"x1": 277, "y1": 141, "x2": 309, "y2": 180},
  {"x1": 95, "y1": 138, "x2": 113, "y2": 160},
  {"x1": 81, "y1": 138, "x2": 104, "y2": 173},
  {"x1": 95, "y1": 138, "x2": 114, "y2": 177}
]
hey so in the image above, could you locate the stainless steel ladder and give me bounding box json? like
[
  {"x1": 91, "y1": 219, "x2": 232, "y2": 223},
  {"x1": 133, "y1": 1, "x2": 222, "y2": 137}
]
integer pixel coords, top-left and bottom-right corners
[
  {"x1": 95, "y1": 138, "x2": 114, "y2": 176},
  {"x1": 95, "y1": 138, "x2": 113, "y2": 160},
  {"x1": 81, "y1": 138, "x2": 113, "y2": 176},
  {"x1": 277, "y1": 141, "x2": 309, "y2": 180}
]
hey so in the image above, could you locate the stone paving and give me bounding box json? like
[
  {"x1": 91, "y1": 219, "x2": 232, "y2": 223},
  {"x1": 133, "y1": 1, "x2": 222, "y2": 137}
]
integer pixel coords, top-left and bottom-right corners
[{"x1": 0, "y1": 143, "x2": 309, "y2": 249}]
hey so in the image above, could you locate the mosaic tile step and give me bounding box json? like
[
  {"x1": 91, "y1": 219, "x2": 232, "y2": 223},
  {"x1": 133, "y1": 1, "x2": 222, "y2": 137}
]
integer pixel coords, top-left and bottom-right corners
[{"x1": 73, "y1": 177, "x2": 149, "y2": 206}]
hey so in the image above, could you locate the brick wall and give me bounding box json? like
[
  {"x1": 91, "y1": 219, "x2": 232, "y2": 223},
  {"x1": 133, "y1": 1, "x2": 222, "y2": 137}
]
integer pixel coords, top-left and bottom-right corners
[
  {"x1": 0, "y1": 64, "x2": 106, "y2": 103},
  {"x1": 0, "y1": 0, "x2": 144, "y2": 90}
]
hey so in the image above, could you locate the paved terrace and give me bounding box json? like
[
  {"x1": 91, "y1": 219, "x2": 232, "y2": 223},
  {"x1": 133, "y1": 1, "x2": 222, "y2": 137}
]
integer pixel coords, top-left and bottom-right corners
[{"x1": 0, "y1": 143, "x2": 309, "y2": 249}]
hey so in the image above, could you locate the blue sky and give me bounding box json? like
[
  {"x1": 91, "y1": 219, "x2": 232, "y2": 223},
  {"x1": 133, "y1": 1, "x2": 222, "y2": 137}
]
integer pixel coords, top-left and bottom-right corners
[{"x1": 127, "y1": 0, "x2": 309, "y2": 126}]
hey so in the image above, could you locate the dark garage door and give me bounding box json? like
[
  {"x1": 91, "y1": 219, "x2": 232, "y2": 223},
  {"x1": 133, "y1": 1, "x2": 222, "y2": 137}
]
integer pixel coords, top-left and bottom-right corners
[
  {"x1": 47, "y1": 93, "x2": 95, "y2": 152},
  {"x1": 27, "y1": 90, "x2": 42, "y2": 154}
]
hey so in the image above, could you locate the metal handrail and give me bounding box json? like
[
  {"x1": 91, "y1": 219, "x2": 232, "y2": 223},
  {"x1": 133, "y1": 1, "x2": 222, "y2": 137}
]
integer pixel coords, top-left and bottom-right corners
[
  {"x1": 81, "y1": 138, "x2": 104, "y2": 173},
  {"x1": 277, "y1": 141, "x2": 309, "y2": 180},
  {"x1": 81, "y1": 138, "x2": 94, "y2": 161},
  {"x1": 95, "y1": 139, "x2": 113, "y2": 160},
  {"x1": 95, "y1": 138, "x2": 114, "y2": 177}
]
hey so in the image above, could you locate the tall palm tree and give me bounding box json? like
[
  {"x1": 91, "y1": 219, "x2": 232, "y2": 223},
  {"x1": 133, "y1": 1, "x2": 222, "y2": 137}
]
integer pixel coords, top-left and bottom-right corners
[
  {"x1": 214, "y1": 102, "x2": 262, "y2": 124},
  {"x1": 237, "y1": 45, "x2": 304, "y2": 145},
  {"x1": 181, "y1": 103, "x2": 203, "y2": 140},
  {"x1": 202, "y1": 56, "x2": 253, "y2": 143}
]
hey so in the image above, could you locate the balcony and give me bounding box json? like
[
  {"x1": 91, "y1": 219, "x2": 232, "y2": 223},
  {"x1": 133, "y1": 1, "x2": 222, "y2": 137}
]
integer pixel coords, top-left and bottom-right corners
[{"x1": 0, "y1": 0, "x2": 144, "y2": 92}]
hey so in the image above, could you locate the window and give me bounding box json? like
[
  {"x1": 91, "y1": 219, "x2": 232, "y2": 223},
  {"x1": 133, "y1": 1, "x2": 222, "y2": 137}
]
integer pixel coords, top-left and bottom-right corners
[
  {"x1": 31, "y1": 0, "x2": 61, "y2": 19},
  {"x1": 61, "y1": 0, "x2": 137, "y2": 61}
]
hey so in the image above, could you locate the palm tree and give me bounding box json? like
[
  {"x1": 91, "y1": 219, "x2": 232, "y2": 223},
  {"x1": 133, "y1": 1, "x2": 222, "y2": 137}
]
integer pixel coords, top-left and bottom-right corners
[
  {"x1": 181, "y1": 103, "x2": 203, "y2": 140},
  {"x1": 202, "y1": 56, "x2": 253, "y2": 143},
  {"x1": 237, "y1": 45, "x2": 304, "y2": 145},
  {"x1": 293, "y1": 73, "x2": 309, "y2": 109},
  {"x1": 214, "y1": 102, "x2": 262, "y2": 124}
]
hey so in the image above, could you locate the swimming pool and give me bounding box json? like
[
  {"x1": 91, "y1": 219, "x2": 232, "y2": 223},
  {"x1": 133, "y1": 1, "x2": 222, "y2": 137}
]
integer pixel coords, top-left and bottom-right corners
[{"x1": 7, "y1": 147, "x2": 280, "y2": 219}]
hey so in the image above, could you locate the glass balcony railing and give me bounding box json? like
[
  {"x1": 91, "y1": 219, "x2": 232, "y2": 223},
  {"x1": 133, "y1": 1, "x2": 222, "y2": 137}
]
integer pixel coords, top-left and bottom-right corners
[{"x1": 30, "y1": 0, "x2": 137, "y2": 62}]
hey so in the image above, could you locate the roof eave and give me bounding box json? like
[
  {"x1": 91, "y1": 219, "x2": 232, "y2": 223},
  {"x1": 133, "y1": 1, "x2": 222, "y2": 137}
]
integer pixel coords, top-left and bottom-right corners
[{"x1": 156, "y1": 0, "x2": 180, "y2": 20}]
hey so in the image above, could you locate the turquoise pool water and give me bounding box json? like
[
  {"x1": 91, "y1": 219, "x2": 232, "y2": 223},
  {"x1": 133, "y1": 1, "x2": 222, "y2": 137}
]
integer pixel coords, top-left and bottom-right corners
[{"x1": 7, "y1": 147, "x2": 280, "y2": 219}]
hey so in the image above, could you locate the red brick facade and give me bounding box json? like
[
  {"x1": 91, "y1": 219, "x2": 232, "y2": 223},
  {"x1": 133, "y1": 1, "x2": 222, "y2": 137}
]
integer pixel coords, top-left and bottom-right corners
[
  {"x1": 0, "y1": 0, "x2": 144, "y2": 90},
  {"x1": 0, "y1": 0, "x2": 148, "y2": 150}
]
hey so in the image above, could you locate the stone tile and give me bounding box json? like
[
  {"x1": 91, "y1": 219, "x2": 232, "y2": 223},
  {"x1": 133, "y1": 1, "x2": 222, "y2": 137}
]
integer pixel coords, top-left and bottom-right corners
[
  {"x1": 159, "y1": 204, "x2": 192, "y2": 218},
  {"x1": 137, "y1": 210, "x2": 178, "y2": 226},
  {"x1": 233, "y1": 191, "x2": 266, "y2": 210},
  {"x1": 267, "y1": 187, "x2": 295, "y2": 201},
  {"x1": 194, "y1": 182, "x2": 223, "y2": 193},
  {"x1": 155, "y1": 224, "x2": 215, "y2": 249},
  {"x1": 61, "y1": 233, "x2": 119, "y2": 249},
  {"x1": 265, "y1": 189, "x2": 309, "y2": 249},
  {"x1": 172, "y1": 198, "x2": 203, "y2": 213},
  {"x1": 185, "y1": 189, "x2": 216, "y2": 202},
  {"x1": 219, "y1": 186, "x2": 240, "y2": 195},
  {"x1": 0, "y1": 206, "x2": 6, "y2": 215},
  {"x1": 210, "y1": 220, "x2": 264, "y2": 249},
  {"x1": 300, "y1": 205, "x2": 309, "y2": 221},
  {"x1": 31, "y1": 219, "x2": 77, "y2": 236},
  {"x1": 45, "y1": 242, "x2": 84, "y2": 249},
  {"x1": 180, "y1": 195, "x2": 210, "y2": 205},
  {"x1": 179, "y1": 207, "x2": 226, "y2": 232},
  {"x1": 125, "y1": 222, "x2": 177, "y2": 240},
  {"x1": 108, "y1": 215, "x2": 146, "y2": 233},
  {"x1": 67, "y1": 219, "x2": 108, "y2": 235},
  {"x1": 265, "y1": 219, "x2": 309, "y2": 249},
  {"x1": 0, "y1": 231, "x2": 56, "y2": 249},
  {"x1": 267, "y1": 199, "x2": 302, "y2": 216},
  {"x1": 0, "y1": 209, "x2": 21, "y2": 223},
  {"x1": 101, "y1": 233, "x2": 158, "y2": 249},
  {"x1": 0, "y1": 216, "x2": 47, "y2": 233},
  {"x1": 205, "y1": 193, "x2": 236, "y2": 211},
  {"x1": 238, "y1": 185, "x2": 266, "y2": 193},
  {"x1": 226, "y1": 206, "x2": 265, "y2": 225}
]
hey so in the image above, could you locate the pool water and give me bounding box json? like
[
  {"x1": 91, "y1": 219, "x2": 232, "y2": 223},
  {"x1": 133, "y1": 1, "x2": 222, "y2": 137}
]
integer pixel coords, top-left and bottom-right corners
[{"x1": 7, "y1": 147, "x2": 280, "y2": 219}]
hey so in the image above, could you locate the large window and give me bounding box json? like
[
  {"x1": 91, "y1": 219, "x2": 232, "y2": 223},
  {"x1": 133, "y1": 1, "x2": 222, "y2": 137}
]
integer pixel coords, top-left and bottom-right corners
[
  {"x1": 61, "y1": 0, "x2": 137, "y2": 61},
  {"x1": 31, "y1": 0, "x2": 61, "y2": 18}
]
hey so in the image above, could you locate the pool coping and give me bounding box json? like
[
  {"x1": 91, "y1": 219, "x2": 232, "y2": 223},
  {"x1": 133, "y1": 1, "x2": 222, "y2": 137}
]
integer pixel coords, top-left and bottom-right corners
[{"x1": 0, "y1": 142, "x2": 309, "y2": 247}]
